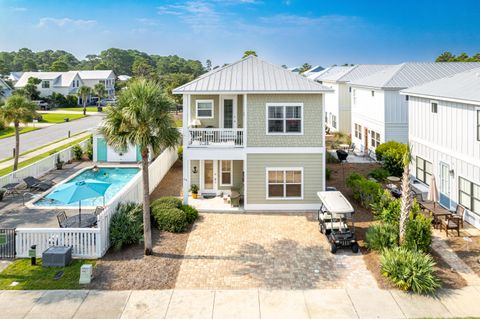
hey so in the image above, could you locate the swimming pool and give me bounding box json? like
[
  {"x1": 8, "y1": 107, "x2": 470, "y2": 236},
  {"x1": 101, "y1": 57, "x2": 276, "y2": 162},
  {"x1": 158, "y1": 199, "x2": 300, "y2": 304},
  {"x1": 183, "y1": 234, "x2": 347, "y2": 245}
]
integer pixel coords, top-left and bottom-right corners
[{"x1": 33, "y1": 167, "x2": 140, "y2": 208}]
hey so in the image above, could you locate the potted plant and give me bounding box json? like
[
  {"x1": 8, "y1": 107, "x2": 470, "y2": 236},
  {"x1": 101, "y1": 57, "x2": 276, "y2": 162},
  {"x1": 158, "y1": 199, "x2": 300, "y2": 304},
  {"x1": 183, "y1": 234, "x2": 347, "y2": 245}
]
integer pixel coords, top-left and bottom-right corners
[
  {"x1": 56, "y1": 155, "x2": 64, "y2": 170},
  {"x1": 190, "y1": 184, "x2": 199, "y2": 199}
]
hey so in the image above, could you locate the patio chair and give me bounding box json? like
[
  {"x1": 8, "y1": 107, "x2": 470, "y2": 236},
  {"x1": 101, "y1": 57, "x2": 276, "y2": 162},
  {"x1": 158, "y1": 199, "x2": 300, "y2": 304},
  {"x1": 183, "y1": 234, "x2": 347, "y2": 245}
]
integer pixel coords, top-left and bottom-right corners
[
  {"x1": 441, "y1": 215, "x2": 460, "y2": 237},
  {"x1": 93, "y1": 206, "x2": 104, "y2": 216},
  {"x1": 56, "y1": 211, "x2": 67, "y2": 228},
  {"x1": 347, "y1": 143, "x2": 356, "y2": 154},
  {"x1": 23, "y1": 176, "x2": 54, "y2": 191},
  {"x1": 449, "y1": 204, "x2": 465, "y2": 228}
]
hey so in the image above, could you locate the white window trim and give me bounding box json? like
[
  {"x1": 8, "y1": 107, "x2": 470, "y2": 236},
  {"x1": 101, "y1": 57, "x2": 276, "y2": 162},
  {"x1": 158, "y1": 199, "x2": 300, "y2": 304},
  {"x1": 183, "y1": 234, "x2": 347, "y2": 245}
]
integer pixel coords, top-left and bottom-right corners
[
  {"x1": 265, "y1": 103, "x2": 304, "y2": 135},
  {"x1": 220, "y1": 160, "x2": 233, "y2": 187},
  {"x1": 196, "y1": 99, "x2": 214, "y2": 119},
  {"x1": 265, "y1": 167, "x2": 304, "y2": 200},
  {"x1": 476, "y1": 107, "x2": 480, "y2": 142},
  {"x1": 458, "y1": 175, "x2": 480, "y2": 216}
]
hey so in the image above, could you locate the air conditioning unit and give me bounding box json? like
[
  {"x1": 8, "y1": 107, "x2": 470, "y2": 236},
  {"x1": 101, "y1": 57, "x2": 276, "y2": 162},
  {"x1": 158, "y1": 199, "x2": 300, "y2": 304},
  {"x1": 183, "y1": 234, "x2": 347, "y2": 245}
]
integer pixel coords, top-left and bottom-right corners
[{"x1": 42, "y1": 246, "x2": 72, "y2": 267}]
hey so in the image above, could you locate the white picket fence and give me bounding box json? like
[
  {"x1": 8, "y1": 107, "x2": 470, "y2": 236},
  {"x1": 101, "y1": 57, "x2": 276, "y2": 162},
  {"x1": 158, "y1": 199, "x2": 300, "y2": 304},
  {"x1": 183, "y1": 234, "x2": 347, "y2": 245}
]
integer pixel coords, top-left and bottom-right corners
[
  {"x1": 0, "y1": 139, "x2": 89, "y2": 189},
  {"x1": 14, "y1": 146, "x2": 178, "y2": 259}
]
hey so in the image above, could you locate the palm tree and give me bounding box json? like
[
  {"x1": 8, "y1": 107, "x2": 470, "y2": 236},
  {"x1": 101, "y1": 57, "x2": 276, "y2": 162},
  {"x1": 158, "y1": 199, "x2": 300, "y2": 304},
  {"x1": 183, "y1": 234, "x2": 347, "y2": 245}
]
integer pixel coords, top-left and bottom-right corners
[
  {"x1": 77, "y1": 86, "x2": 92, "y2": 115},
  {"x1": 0, "y1": 95, "x2": 37, "y2": 171},
  {"x1": 93, "y1": 83, "x2": 106, "y2": 109},
  {"x1": 399, "y1": 146, "x2": 412, "y2": 244},
  {"x1": 99, "y1": 79, "x2": 179, "y2": 255}
]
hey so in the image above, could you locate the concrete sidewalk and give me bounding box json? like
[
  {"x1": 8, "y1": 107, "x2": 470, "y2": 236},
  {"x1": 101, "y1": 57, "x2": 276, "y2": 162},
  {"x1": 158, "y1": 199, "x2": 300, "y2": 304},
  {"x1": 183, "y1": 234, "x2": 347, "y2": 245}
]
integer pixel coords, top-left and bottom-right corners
[
  {"x1": 1, "y1": 287, "x2": 479, "y2": 319},
  {"x1": 0, "y1": 132, "x2": 91, "y2": 170}
]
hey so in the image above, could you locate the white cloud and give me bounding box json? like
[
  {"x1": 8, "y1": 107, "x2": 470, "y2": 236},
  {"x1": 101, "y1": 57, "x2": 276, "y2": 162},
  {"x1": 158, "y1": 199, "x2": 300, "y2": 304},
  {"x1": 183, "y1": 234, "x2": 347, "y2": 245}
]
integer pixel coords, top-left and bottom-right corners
[
  {"x1": 157, "y1": 1, "x2": 221, "y2": 32},
  {"x1": 37, "y1": 17, "x2": 97, "y2": 29}
]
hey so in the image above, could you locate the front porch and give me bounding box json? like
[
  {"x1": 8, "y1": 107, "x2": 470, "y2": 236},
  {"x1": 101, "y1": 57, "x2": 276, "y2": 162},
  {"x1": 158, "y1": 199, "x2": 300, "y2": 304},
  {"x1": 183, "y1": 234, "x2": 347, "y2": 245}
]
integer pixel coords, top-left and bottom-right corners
[{"x1": 189, "y1": 195, "x2": 244, "y2": 212}]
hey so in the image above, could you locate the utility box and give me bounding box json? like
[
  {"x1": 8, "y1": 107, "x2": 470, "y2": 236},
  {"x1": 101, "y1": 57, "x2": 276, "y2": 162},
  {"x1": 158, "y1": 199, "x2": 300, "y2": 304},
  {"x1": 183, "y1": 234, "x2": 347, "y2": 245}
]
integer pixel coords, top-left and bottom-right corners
[
  {"x1": 42, "y1": 246, "x2": 72, "y2": 267},
  {"x1": 79, "y1": 264, "x2": 93, "y2": 284}
]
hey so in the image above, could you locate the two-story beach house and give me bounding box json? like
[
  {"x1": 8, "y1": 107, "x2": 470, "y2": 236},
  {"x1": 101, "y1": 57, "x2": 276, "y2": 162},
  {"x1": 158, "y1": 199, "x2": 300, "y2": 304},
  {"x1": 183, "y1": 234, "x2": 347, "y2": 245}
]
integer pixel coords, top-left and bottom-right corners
[
  {"x1": 349, "y1": 63, "x2": 480, "y2": 155},
  {"x1": 314, "y1": 64, "x2": 392, "y2": 134},
  {"x1": 14, "y1": 70, "x2": 116, "y2": 101},
  {"x1": 173, "y1": 55, "x2": 332, "y2": 211},
  {"x1": 401, "y1": 67, "x2": 480, "y2": 229}
]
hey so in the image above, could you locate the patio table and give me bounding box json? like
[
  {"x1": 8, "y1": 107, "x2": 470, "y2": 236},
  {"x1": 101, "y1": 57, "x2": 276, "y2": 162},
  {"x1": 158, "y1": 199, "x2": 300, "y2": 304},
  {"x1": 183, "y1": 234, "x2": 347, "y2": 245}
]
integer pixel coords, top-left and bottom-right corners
[
  {"x1": 419, "y1": 201, "x2": 451, "y2": 228},
  {"x1": 61, "y1": 214, "x2": 97, "y2": 228}
]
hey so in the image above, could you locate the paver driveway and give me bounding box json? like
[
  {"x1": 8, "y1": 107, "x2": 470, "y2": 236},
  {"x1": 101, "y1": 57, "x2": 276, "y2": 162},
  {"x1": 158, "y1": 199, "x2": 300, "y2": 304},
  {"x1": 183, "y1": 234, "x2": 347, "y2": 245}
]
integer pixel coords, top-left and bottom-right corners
[{"x1": 175, "y1": 213, "x2": 377, "y2": 289}]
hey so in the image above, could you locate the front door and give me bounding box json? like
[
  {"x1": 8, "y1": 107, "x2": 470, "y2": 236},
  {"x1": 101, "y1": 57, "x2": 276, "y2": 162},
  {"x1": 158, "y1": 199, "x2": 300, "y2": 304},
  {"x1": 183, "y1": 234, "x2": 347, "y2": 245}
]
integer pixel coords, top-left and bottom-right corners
[
  {"x1": 202, "y1": 160, "x2": 217, "y2": 193},
  {"x1": 221, "y1": 95, "x2": 237, "y2": 128},
  {"x1": 439, "y1": 162, "x2": 451, "y2": 209}
]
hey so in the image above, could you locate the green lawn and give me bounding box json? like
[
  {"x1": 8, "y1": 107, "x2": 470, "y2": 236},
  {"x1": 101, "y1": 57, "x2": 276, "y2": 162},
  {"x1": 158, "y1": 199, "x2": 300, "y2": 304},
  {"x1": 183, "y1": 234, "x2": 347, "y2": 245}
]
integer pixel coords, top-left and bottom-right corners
[
  {"x1": 0, "y1": 134, "x2": 91, "y2": 177},
  {"x1": 56, "y1": 107, "x2": 100, "y2": 113},
  {"x1": 0, "y1": 259, "x2": 95, "y2": 290},
  {"x1": 39, "y1": 113, "x2": 86, "y2": 123},
  {"x1": 0, "y1": 127, "x2": 39, "y2": 140}
]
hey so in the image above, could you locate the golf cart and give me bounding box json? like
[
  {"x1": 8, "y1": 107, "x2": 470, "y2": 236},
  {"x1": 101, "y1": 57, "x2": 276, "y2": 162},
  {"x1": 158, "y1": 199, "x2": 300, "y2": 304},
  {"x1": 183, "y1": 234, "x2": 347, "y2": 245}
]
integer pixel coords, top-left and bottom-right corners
[{"x1": 317, "y1": 191, "x2": 359, "y2": 254}]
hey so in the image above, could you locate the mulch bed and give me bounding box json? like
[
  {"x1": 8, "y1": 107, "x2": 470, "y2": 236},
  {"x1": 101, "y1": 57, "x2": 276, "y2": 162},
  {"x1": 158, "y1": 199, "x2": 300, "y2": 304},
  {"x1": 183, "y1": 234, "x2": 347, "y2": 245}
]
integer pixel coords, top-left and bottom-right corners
[
  {"x1": 150, "y1": 160, "x2": 183, "y2": 199},
  {"x1": 88, "y1": 227, "x2": 190, "y2": 290},
  {"x1": 445, "y1": 235, "x2": 480, "y2": 277},
  {"x1": 326, "y1": 162, "x2": 467, "y2": 290}
]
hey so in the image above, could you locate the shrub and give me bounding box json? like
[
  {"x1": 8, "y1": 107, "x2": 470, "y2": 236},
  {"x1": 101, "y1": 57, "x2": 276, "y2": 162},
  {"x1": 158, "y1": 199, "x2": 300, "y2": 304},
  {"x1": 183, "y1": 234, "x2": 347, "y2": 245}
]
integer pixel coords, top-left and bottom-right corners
[
  {"x1": 381, "y1": 247, "x2": 440, "y2": 293},
  {"x1": 72, "y1": 144, "x2": 83, "y2": 160},
  {"x1": 366, "y1": 223, "x2": 398, "y2": 251},
  {"x1": 325, "y1": 167, "x2": 332, "y2": 180},
  {"x1": 368, "y1": 168, "x2": 390, "y2": 182},
  {"x1": 375, "y1": 141, "x2": 408, "y2": 177},
  {"x1": 326, "y1": 151, "x2": 340, "y2": 163},
  {"x1": 346, "y1": 173, "x2": 381, "y2": 208},
  {"x1": 151, "y1": 196, "x2": 182, "y2": 209},
  {"x1": 152, "y1": 206, "x2": 188, "y2": 232},
  {"x1": 85, "y1": 136, "x2": 93, "y2": 160},
  {"x1": 177, "y1": 145, "x2": 183, "y2": 161},
  {"x1": 181, "y1": 204, "x2": 199, "y2": 224},
  {"x1": 404, "y1": 213, "x2": 432, "y2": 253},
  {"x1": 109, "y1": 202, "x2": 144, "y2": 250}
]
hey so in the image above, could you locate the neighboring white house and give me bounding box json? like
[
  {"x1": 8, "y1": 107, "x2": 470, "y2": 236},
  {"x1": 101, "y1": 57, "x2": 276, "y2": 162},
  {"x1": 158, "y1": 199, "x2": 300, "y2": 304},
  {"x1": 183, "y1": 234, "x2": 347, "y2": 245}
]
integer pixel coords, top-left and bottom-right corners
[
  {"x1": 14, "y1": 70, "x2": 116, "y2": 100},
  {"x1": 349, "y1": 62, "x2": 480, "y2": 154},
  {"x1": 302, "y1": 65, "x2": 325, "y2": 79},
  {"x1": 401, "y1": 67, "x2": 480, "y2": 229},
  {"x1": 173, "y1": 55, "x2": 333, "y2": 211},
  {"x1": 0, "y1": 78, "x2": 13, "y2": 99},
  {"x1": 117, "y1": 75, "x2": 131, "y2": 81},
  {"x1": 7, "y1": 72, "x2": 24, "y2": 83},
  {"x1": 315, "y1": 64, "x2": 392, "y2": 134}
]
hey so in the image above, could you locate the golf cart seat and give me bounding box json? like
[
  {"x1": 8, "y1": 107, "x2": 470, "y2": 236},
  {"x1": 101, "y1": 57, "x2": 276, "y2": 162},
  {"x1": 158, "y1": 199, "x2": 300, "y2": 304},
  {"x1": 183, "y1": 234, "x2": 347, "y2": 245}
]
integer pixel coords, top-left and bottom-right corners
[{"x1": 324, "y1": 221, "x2": 349, "y2": 231}]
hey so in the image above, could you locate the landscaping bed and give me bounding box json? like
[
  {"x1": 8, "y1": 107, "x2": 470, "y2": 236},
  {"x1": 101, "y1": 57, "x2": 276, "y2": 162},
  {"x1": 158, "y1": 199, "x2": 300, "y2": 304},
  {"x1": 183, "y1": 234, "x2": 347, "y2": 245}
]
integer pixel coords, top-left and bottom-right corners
[
  {"x1": 446, "y1": 235, "x2": 480, "y2": 277},
  {"x1": 89, "y1": 227, "x2": 190, "y2": 290},
  {"x1": 326, "y1": 162, "x2": 467, "y2": 290}
]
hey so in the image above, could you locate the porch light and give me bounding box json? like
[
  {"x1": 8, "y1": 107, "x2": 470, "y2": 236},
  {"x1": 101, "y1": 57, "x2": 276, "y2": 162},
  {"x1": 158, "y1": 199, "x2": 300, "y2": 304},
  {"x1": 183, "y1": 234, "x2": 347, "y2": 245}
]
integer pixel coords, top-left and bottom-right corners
[
  {"x1": 192, "y1": 166, "x2": 198, "y2": 174},
  {"x1": 190, "y1": 119, "x2": 202, "y2": 128},
  {"x1": 449, "y1": 169, "x2": 455, "y2": 176}
]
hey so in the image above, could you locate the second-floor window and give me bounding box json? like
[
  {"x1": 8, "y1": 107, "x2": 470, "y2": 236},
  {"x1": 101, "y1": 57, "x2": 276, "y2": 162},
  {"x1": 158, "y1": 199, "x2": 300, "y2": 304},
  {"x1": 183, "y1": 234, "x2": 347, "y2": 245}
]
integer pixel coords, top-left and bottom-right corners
[
  {"x1": 416, "y1": 156, "x2": 433, "y2": 185},
  {"x1": 431, "y1": 101, "x2": 438, "y2": 113},
  {"x1": 477, "y1": 109, "x2": 480, "y2": 141},
  {"x1": 370, "y1": 130, "x2": 380, "y2": 148},
  {"x1": 266, "y1": 103, "x2": 303, "y2": 134},
  {"x1": 354, "y1": 123, "x2": 362, "y2": 139},
  {"x1": 196, "y1": 100, "x2": 214, "y2": 119},
  {"x1": 41, "y1": 81, "x2": 50, "y2": 88},
  {"x1": 331, "y1": 114, "x2": 337, "y2": 128}
]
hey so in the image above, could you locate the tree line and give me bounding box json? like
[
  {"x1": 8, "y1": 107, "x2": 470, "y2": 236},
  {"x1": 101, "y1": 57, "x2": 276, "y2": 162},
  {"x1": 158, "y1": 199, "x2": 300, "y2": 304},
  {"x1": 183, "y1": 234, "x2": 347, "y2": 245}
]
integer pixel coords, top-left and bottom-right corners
[{"x1": 435, "y1": 51, "x2": 480, "y2": 62}]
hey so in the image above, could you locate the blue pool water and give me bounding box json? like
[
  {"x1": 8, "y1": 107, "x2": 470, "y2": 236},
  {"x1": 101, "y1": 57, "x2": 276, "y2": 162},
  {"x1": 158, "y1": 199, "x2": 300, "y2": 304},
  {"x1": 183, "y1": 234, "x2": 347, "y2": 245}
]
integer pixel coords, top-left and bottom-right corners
[{"x1": 33, "y1": 167, "x2": 140, "y2": 207}]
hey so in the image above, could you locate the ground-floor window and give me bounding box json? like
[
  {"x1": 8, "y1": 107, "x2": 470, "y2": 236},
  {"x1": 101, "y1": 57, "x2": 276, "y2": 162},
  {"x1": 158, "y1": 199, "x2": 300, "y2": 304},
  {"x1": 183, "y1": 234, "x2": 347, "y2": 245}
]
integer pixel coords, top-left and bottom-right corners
[
  {"x1": 370, "y1": 130, "x2": 380, "y2": 148},
  {"x1": 220, "y1": 160, "x2": 232, "y2": 186},
  {"x1": 416, "y1": 156, "x2": 433, "y2": 185},
  {"x1": 354, "y1": 123, "x2": 362, "y2": 139},
  {"x1": 267, "y1": 168, "x2": 303, "y2": 199},
  {"x1": 459, "y1": 177, "x2": 480, "y2": 216}
]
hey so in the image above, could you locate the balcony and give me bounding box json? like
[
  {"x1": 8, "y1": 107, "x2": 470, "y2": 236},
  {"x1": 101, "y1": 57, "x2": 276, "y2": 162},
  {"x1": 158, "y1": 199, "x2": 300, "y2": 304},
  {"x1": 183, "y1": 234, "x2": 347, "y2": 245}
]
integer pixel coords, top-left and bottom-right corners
[{"x1": 188, "y1": 128, "x2": 245, "y2": 148}]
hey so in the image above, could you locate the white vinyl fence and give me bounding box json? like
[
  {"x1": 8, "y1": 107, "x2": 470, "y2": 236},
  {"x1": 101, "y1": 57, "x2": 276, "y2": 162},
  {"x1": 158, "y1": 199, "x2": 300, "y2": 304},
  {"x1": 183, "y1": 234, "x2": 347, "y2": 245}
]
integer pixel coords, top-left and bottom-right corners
[
  {"x1": 15, "y1": 146, "x2": 178, "y2": 258},
  {"x1": 0, "y1": 139, "x2": 89, "y2": 189}
]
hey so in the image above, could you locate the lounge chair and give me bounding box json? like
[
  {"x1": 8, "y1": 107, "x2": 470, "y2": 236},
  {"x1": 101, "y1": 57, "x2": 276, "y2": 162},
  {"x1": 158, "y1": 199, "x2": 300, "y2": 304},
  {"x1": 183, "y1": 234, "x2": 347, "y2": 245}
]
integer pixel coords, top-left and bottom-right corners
[
  {"x1": 57, "y1": 211, "x2": 67, "y2": 228},
  {"x1": 23, "y1": 176, "x2": 54, "y2": 191},
  {"x1": 93, "y1": 206, "x2": 104, "y2": 216}
]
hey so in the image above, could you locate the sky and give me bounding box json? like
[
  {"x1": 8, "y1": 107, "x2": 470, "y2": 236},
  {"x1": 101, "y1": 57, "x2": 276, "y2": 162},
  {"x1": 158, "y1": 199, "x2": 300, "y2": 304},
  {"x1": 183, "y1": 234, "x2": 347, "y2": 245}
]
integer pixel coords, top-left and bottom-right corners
[{"x1": 1, "y1": 0, "x2": 480, "y2": 67}]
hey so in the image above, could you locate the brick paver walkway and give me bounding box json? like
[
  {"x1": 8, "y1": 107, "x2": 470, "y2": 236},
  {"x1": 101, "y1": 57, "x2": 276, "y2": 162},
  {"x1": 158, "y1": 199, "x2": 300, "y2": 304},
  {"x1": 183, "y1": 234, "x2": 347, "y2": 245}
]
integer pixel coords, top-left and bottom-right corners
[{"x1": 175, "y1": 213, "x2": 377, "y2": 289}]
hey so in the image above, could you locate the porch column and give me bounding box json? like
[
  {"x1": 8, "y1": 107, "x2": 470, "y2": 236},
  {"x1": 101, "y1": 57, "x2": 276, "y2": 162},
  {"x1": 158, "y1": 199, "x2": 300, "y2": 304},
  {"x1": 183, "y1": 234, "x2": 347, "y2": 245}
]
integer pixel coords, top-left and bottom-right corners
[
  {"x1": 183, "y1": 158, "x2": 190, "y2": 204},
  {"x1": 182, "y1": 94, "x2": 190, "y2": 204}
]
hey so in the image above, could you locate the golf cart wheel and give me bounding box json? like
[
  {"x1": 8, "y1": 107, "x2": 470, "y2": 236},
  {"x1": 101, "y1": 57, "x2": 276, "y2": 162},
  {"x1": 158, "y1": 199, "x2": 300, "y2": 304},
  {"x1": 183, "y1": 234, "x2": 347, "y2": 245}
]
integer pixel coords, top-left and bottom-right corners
[
  {"x1": 330, "y1": 243, "x2": 337, "y2": 254},
  {"x1": 351, "y1": 242, "x2": 359, "y2": 253}
]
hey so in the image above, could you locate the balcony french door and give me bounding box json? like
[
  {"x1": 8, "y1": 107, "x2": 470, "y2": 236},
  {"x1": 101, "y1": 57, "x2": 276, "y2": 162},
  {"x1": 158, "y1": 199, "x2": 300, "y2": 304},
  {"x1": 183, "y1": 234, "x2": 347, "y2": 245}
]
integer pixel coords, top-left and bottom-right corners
[{"x1": 221, "y1": 95, "x2": 237, "y2": 129}]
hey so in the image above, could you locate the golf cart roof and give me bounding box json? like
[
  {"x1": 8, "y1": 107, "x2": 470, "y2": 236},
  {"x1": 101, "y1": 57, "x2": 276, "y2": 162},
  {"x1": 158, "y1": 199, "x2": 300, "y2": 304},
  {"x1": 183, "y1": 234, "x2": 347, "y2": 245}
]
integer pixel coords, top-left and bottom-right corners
[{"x1": 317, "y1": 191, "x2": 354, "y2": 214}]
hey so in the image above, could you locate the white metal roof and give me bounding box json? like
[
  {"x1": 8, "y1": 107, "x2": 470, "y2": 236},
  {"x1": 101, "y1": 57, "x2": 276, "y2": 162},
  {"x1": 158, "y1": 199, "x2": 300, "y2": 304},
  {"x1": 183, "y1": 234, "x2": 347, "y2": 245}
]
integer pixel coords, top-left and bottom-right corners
[
  {"x1": 317, "y1": 191, "x2": 354, "y2": 214},
  {"x1": 303, "y1": 65, "x2": 324, "y2": 76},
  {"x1": 0, "y1": 78, "x2": 12, "y2": 90},
  {"x1": 76, "y1": 70, "x2": 115, "y2": 80},
  {"x1": 15, "y1": 72, "x2": 66, "y2": 87},
  {"x1": 402, "y1": 66, "x2": 480, "y2": 105},
  {"x1": 173, "y1": 55, "x2": 332, "y2": 94},
  {"x1": 314, "y1": 66, "x2": 354, "y2": 82},
  {"x1": 350, "y1": 62, "x2": 480, "y2": 89},
  {"x1": 8, "y1": 72, "x2": 24, "y2": 82},
  {"x1": 314, "y1": 64, "x2": 393, "y2": 83}
]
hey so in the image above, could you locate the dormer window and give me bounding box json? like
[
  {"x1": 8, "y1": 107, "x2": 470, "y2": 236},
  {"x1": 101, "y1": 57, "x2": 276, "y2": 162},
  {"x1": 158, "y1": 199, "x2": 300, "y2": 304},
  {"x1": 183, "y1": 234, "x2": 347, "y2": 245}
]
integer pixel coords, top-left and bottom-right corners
[
  {"x1": 41, "y1": 81, "x2": 50, "y2": 89},
  {"x1": 431, "y1": 101, "x2": 438, "y2": 113}
]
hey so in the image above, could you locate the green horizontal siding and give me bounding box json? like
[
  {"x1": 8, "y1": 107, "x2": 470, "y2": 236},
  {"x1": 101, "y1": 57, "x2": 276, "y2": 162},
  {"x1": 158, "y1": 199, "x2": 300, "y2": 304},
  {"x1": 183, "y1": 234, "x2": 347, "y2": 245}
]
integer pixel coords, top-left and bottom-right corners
[{"x1": 246, "y1": 153, "x2": 324, "y2": 204}]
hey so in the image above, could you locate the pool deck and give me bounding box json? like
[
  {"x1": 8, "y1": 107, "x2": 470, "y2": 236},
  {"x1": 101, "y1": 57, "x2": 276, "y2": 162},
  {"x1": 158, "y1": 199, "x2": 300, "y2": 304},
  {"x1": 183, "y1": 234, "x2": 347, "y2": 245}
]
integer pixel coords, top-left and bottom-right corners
[{"x1": 0, "y1": 161, "x2": 138, "y2": 229}]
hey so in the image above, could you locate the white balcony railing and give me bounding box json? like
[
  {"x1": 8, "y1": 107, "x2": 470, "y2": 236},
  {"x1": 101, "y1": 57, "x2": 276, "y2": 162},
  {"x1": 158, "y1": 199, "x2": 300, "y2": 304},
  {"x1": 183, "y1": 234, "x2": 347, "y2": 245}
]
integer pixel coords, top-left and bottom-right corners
[{"x1": 188, "y1": 128, "x2": 244, "y2": 148}]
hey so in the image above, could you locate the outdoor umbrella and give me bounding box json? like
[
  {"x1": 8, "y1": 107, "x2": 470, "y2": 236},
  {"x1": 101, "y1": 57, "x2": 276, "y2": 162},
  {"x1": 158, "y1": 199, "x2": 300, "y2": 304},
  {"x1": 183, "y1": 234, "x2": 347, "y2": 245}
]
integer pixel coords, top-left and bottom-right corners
[
  {"x1": 427, "y1": 175, "x2": 439, "y2": 209},
  {"x1": 46, "y1": 179, "x2": 111, "y2": 222}
]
